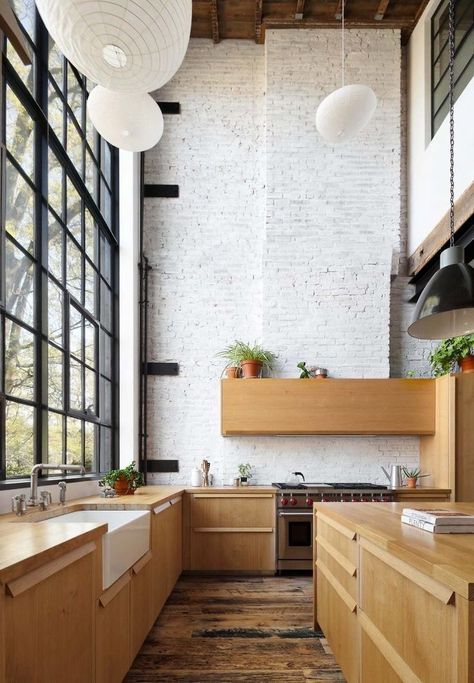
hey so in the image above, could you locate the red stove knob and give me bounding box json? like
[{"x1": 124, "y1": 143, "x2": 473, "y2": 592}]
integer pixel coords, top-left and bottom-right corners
[
  {"x1": 281, "y1": 497, "x2": 289, "y2": 506},
  {"x1": 306, "y1": 498, "x2": 313, "y2": 506},
  {"x1": 289, "y1": 497, "x2": 298, "y2": 506}
]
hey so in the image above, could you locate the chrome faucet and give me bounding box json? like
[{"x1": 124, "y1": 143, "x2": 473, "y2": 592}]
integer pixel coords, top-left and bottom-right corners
[
  {"x1": 58, "y1": 481, "x2": 67, "y2": 505},
  {"x1": 28, "y1": 463, "x2": 86, "y2": 507}
]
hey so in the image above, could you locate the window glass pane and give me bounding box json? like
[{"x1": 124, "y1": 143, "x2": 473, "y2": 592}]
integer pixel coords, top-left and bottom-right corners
[
  {"x1": 100, "y1": 426, "x2": 112, "y2": 473},
  {"x1": 66, "y1": 178, "x2": 82, "y2": 243},
  {"x1": 67, "y1": 115, "x2": 83, "y2": 175},
  {"x1": 69, "y1": 358, "x2": 83, "y2": 411},
  {"x1": 101, "y1": 182, "x2": 112, "y2": 226},
  {"x1": 48, "y1": 345, "x2": 63, "y2": 409},
  {"x1": 48, "y1": 411, "x2": 64, "y2": 463},
  {"x1": 67, "y1": 238, "x2": 82, "y2": 302},
  {"x1": 11, "y1": 0, "x2": 35, "y2": 39},
  {"x1": 67, "y1": 66, "x2": 83, "y2": 127},
  {"x1": 70, "y1": 306, "x2": 83, "y2": 360},
  {"x1": 66, "y1": 417, "x2": 82, "y2": 465},
  {"x1": 48, "y1": 79, "x2": 64, "y2": 143},
  {"x1": 85, "y1": 210, "x2": 97, "y2": 264},
  {"x1": 48, "y1": 38, "x2": 64, "y2": 89},
  {"x1": 85, "y1": 149, "x2": 98, "y2": 199},
  {"x1": 85, "y1": 368, "x2": 96, "y2": 416},
  {"x1": 101, "y1": 331, "x2": 112, "y2": 379},
  {"x1": 100, "y1": 281, "x2": 112, "y2": 331},
  {"x1": 6, "y1": 86, "x2": 34, "y2": 178},
  {"x1": 48, "y1": 214, "x2": 63, "y2": 282},
  {"x1": 5, "y1": 319, "x2": 35, "y2": 400},
  {"x1": 100, "y1": 235, "x2": 111, "y2": 284},
  {"x1": 84, "y1": 422, "x2": 95, "y2": 472},
  {"x1": 5, "y1": 161, "x2": 35, "y2": 252},
  {"x1": 85, "y1": 261, "x2": 96, "y2": 314},
  {"x1": 84, "y1": 318, "x2": 95, "y2": 368},
  {"x1": 48, "y1": 148, "x2": 63, "y2": 218},
  {"x1": 48, "y1": 279, "x2": 63, "y2": 346},
  {"x1": 5, "y1": 238, "x2": 35, "y2": 326},
  {"x1": 100, "y1": 377, "x2": 112, "y2": 424},
  {"x1": 102, "y1": 140, "x2": 112, "y2": 187},
  {"x1": 6, "y1": 401, "x2": 35, "y2": 477},
  {"x1": 6, "y1": 45, "x2": 34, "y2": 93}
]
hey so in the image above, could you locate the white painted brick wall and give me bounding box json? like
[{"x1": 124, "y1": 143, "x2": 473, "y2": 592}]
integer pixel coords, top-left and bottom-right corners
[{"x1": 143, "y1": 33, "x2": 423, "y2": 488}]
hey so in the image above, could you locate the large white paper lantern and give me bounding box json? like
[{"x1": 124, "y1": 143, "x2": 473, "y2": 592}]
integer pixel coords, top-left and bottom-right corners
[
  {"x1": 316, "y1": 84, "x2": 377, "y2": 144},
  {"x1": 35, "y1": 0, "x2": 192, "y2": 93},
  {"x1": 87, "y1": 86, "x2": 164, "y2": 152}
]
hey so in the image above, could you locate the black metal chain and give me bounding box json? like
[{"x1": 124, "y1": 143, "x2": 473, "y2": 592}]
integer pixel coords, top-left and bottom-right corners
[{"x1": 449, "y1": 0, "x2": 455, "y2": 246}]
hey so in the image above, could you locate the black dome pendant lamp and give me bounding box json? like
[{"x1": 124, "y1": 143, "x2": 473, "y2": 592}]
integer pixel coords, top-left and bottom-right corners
[{"x1": 408, "y1": 0, "x2": 474, "y2": 341}]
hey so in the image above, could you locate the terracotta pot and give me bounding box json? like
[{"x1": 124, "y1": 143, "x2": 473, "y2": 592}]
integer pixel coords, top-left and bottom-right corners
[
  {"x1": 460, "y1": 355, "x2": 474, "y2": 374},
  {"x1": 406, "y1": 477, "x2": 418, "y2": 489},
  {"x1": 226, "y1": 366, "x2": 240, "y2": 379},
  {"x1": 114, "y1": 476, "x2": 132, "y2": 496},
  {"x1": 240, "y1": 360, "x2": 263, "y2": 379}
]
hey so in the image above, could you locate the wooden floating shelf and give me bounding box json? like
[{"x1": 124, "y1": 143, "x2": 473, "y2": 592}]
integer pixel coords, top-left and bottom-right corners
[{"x1": 221, "y1": 378, "x2": 436, "y2": 436}]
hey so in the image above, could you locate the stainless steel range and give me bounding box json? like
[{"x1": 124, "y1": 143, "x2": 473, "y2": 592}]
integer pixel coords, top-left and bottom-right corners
[{"x1": 273, "y1": 482, "x2": 394, "y2": 571}]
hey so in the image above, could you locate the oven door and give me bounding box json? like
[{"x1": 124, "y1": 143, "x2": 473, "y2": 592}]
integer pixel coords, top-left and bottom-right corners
[{"x1": 277, "y1": 510, "x2": 313, "y2": 561}]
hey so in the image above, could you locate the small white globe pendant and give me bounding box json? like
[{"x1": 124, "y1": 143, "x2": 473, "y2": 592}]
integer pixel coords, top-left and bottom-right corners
[
  {"x1": 316, "y1": 84, "x2": 377, "y2": 144},
  {"x1": 35, "y1": 0, "x2": 192, "y2": 93},
  {"x1": 87, "y1": 87, "x2": 164, "y2": 152}
]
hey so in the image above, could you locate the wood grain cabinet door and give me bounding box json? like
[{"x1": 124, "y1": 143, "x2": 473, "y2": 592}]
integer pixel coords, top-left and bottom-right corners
[{"x1": 4, "y1": 544, "x2": 96, "y2": 683}]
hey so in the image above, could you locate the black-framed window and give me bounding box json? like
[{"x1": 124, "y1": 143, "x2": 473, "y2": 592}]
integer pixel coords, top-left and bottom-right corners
[
  {"x1": 431, "y1": 0, "x2": 474, "y2": 137},
  {"x1": 0, "y1": 0, "x2": 119, "y2": 480}
]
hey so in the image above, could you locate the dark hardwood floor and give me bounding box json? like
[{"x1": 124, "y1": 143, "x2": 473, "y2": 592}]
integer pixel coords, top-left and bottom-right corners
[{"x1": 125, "y1": 575, "x2": 345, "y2": 682}]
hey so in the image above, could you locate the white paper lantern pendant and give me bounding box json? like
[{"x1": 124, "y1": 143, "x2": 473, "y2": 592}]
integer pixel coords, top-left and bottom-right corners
[
  {"x1": 102, "y1": 44, "x2": 127, "y2": 69},
  {"x1": 316, "y1": 0, "x2": 377, "y2": 143}
]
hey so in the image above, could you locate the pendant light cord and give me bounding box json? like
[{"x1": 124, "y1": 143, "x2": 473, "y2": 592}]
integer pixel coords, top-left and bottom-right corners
[
  {"x1": 449, "y1": 0, "x2": 455, "y2": 247},
  {"x1": 341, "y1": 0, "x2": 345, "y2": 88}
]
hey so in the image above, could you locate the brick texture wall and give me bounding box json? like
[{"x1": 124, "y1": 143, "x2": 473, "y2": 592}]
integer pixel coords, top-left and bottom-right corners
[{"x1": 143, "y1": 32, "x2": 424, "y2": 487}]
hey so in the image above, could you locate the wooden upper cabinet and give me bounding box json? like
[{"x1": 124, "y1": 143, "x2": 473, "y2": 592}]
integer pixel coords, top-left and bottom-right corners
[{"x1": 221, "y1": 378, "x2": 436, "y2": 436}]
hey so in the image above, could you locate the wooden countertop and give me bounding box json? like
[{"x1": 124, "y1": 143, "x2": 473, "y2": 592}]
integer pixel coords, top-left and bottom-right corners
[
  {"x1": 0, "y1": 485, "x2": 276, "y2": 581},
  {"x1": 314, "y1": 502, "x2": 474, "y2": 599}
]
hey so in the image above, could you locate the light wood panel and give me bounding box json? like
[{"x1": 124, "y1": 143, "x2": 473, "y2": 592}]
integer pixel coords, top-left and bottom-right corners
[
  {"x1": 151, "y1": 497, "x2": 183, "y2": 619},
  {"x1": 455, "y1": 373, "x2": 474, "y2": 502},
  {"x1": 96, "y1": 575, "x2": 131, "y2": 683},
  {"x1": 185, "y1": 492, "x2": 276, "y2": 572},
  {"x1": 221, "y1": 378, "x2": 435, "y2": 435},
  {"x1": 130, "y1": 552, "x2": 154, "y2": 660},
  {"x1": 5, "y1": 547, "x2": 96, "y2": 683}
]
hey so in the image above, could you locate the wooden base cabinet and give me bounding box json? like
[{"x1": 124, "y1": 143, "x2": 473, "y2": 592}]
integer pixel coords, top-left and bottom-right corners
[
  {"x1": 2, "y1": 542, "x2": 97, "y2": 683},
  {"x1": 96, "y1": 573, "x2": 131, "y2": 683},
  {"x1": 130, "y1": 551, "x2": 154, "y2": 660},
  {"x1": 151, "y1": 496, "x2": 183, "y2": 618},
  {"x1": 184, "y1": 493, "x2": 275, "y2": 572}
]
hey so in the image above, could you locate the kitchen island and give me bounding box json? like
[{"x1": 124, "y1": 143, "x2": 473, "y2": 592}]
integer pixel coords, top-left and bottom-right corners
[{"x1": 314, "y1": 502, "x2": 474, "y2": 682}]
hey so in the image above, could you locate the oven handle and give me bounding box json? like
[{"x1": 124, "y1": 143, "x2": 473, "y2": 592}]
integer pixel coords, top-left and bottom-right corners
[{"x1": 278, "y1": 511, "x2": 313, "y2": 517}]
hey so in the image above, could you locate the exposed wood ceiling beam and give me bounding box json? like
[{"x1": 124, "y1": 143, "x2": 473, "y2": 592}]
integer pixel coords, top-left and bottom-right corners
[
  {"x1": 374, "y1": 0, "x2": 390, "y2": 21},
  {"x1": 210, "y1": 0, "x2": 220, "y2": 44},
  {"x1": 0, "y1": 0, "x2": 32, "y2": 65},
  {"x1": 255, "y1": 0, "x2": 264, "y2": 44},
  {"x1": 335, "y1": 0, "x2": 344, "y2": 21},
  {"x1": 295, "y1": 0, "x2": 306, "y2": 20},
  {"x1": 263, "y1": 16, "x2": 413, "y2": 30}
]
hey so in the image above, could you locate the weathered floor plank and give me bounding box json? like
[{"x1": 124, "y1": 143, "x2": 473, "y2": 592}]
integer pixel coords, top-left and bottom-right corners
[{"x1": 125, "y1": 575, "x2": 345, "y2": 682}]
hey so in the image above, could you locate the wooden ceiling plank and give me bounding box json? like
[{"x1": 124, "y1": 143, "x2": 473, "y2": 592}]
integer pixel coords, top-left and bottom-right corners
[
  {"x1": 335, "y1": 0, "x2": 343, "y2": 21},
  {"x1": 374, "y1": 0, "x2": 391, "y2": 21},
  {"x1": 255, "y1": 0, "x2": 264, "y2": 44},
  {"x1": 295, "y1": 0, "x2": 306, "y2": 20},
  {"x1": 413, "y1": 0, "x2": 431, "y2": 27},
  {"x1": 210, "y1": 0, "x2": 220, "y2": 44},
  {"x1": 0, "y1": 0, "x2": 32, "y2": 65}
]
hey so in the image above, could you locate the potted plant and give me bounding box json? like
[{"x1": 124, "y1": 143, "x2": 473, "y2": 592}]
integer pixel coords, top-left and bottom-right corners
[
  {"x1": 238, "y1": 463, "x2": 253, "y2": 486},
  {"x1": 429, "y1": 334, "x2": 474, "y2": 377},
  {"x1": 217, "y1": 340, "x2": 276, "y2": 379},
  {"x1": 99, "y1": 462, "x2": 144, "y2": 496},
  {"x1": 297, "y1": 362, "x2": 328, "y2": 379},
  {"x1": 402, "y1": 467, "x2": 430, "y2": 489}
]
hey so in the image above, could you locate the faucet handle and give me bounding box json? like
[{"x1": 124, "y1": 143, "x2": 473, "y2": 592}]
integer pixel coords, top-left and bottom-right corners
[
  {"x1": 12, "y1": 494, "x2": 27, "y2": 516},
  {"x1": 39, "y1": 490, "x2": 52, "y2": 510},
  {"x1": 58, "y1": 481, "x2": 67, "y2": 505}
]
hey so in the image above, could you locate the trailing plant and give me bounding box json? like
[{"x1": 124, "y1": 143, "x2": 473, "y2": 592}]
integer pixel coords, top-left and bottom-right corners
[
  {"x1": 216, "y1": 341, "x2": 276, "y2": 372},
  {"x1": 297, "y1": 361, "x2": 311, "y2": 378},
  {"x1": 429, "y1": 334, "x2": 474, "y2": 377},
  {"x1": 99, "y1": 461, "x2": 144, "y2": 490}
]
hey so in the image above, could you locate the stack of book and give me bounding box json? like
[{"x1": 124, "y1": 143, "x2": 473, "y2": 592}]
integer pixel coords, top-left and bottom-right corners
[{"x1": 401, "y1": 508, "x2": 474, "y2": 534}]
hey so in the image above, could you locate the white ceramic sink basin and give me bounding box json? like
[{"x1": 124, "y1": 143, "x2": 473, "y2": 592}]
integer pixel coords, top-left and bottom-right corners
[{"x1": 41, "y1": 510, "x2": 150, "y2": 589}]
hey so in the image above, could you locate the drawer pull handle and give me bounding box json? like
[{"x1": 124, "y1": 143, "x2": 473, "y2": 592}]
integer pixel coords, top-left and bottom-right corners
[
  {"x1": 316, "y1": 559, "x2": 357, "y2": 613},
  {"x1": 317, "y1": 535, "x2": 357, "y2": 577}
]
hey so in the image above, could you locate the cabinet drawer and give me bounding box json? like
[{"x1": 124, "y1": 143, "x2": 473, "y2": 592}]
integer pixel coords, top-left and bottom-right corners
[
  {"x1": 317, "y1": 515, "x2": 357, "y2": 565},
  {"x1": 190, "y1": 494, "x2": 274, "y2": 528},
  {"x1": 190, "y1": 531, "x2": 275, "y2": 571},
  {"x1": 317, "y1": 539, "x2": 357, "y2": 600}
]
